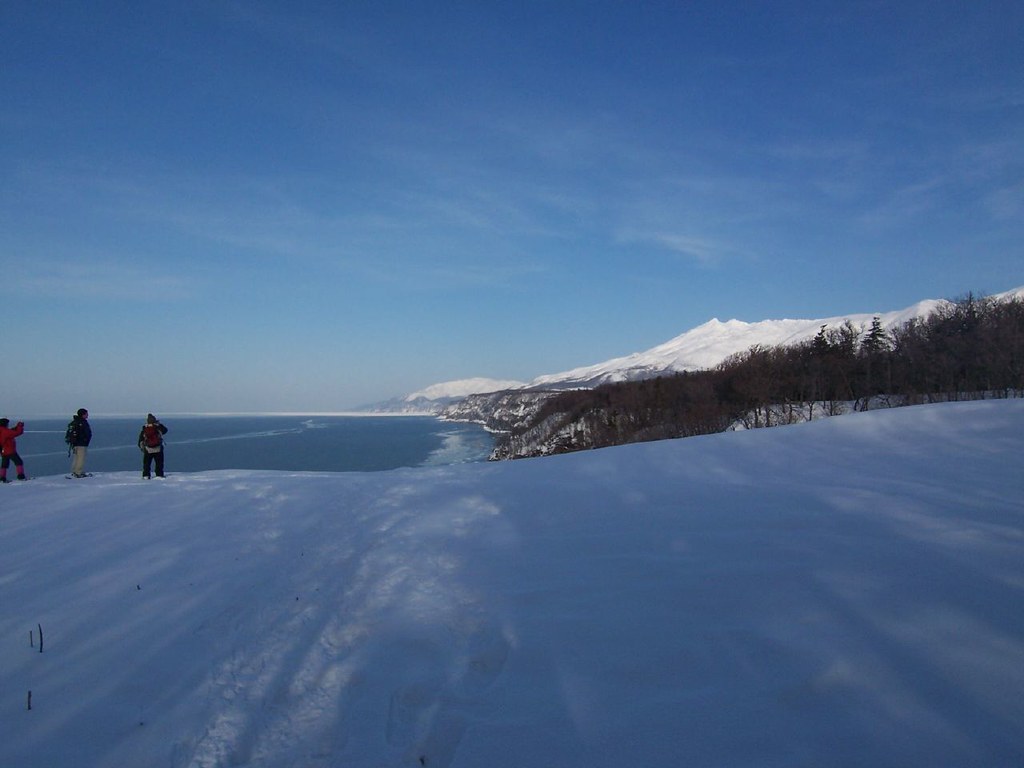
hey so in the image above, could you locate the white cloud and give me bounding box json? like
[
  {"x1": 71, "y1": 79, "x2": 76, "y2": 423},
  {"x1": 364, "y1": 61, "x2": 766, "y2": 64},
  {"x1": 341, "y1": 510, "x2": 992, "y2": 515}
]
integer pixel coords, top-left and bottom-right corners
[
  {"x1": 10, "y1": 257, "x2": 192, "y2": 300},
  {"x1": 616, "y1": 230, "x2": 728, "y2": 265}
]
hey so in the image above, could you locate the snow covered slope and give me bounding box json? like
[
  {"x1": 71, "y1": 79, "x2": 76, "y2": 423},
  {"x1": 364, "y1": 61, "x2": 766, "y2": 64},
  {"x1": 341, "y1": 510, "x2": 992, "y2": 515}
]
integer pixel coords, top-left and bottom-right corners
[
  {"x1": 385, "y1": 286, "x2": 1024, "y2": 408},
  {"x1": 406, "y1": 378, "x2": 528, "y2": 401},
  {"x1": 526, "y1": 297, "x2": 949, "y2": 389},
  {"x1": 2, "y1": 399, "x2": 1023, "y2": 767},
  {"x1": 363, "y1": 378, "x2": 529, "y2": 414}
]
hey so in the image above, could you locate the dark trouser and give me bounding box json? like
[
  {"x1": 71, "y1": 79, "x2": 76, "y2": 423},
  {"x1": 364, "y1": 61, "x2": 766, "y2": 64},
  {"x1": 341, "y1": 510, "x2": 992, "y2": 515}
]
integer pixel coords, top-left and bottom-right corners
[
  {"x1": 1, "y1": 452, "x2": 25, "y2": 479},
  {"x1": 143, "y1": 449, "x2": 165, "y2": 478}
]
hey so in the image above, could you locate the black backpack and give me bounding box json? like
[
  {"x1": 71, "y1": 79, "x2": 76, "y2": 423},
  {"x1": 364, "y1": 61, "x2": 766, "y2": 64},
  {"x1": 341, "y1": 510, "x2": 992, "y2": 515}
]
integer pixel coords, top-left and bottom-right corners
[{"x1": 64, "y1": 420, "x2": 78, "y2": 445}]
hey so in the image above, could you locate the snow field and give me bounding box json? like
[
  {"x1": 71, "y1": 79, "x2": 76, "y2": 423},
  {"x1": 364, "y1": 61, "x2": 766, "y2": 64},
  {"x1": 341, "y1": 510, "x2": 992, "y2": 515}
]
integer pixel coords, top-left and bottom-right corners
[{"x1": 1, "y1": 399, "x2": 1023, "y2": 767}]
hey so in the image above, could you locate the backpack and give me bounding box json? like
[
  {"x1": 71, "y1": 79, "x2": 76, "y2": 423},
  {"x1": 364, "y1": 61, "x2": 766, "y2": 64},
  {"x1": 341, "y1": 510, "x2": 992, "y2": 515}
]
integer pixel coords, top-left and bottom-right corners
[
  {"x1": 64, "y1": 420, "x2": 78, "y2": 445},
  {"x1": 142, "y1": 424, "x2": 163, "y2": 449}
]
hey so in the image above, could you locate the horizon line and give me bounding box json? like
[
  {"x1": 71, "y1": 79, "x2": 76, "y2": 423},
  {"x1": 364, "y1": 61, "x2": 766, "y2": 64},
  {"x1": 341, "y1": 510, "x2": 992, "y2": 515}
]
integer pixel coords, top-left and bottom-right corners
[{"x1": 13, "y1": 411, "x2": 438, "y2": 420}]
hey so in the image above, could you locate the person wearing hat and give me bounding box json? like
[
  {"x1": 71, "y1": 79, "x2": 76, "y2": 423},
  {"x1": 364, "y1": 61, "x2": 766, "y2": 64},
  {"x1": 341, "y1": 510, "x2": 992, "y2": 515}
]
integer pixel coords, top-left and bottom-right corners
[
  {"x1": 0, "y1": 417, "x2": 27, "y2": 482},
  {"x1": 138, "y1": 413, "x2": 169, "y2": 479},
  {"x1": 67, "y1": 408, "x2": 92, "y2": 478}
]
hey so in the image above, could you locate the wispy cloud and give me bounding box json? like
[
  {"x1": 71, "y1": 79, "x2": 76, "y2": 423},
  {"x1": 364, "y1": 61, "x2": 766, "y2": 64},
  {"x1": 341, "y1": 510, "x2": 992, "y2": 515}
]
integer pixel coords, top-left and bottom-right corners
[
  {"x1": 983, "y1": 182, "x2": 1024, "y2": 221},
  {"x1": 10, "y1": 257, "x2": 192, "y2": 300},
  {"x1": 614, "y1": 229, "x2": 735, "y2": 265},
  {"x1": 858, "y1": 176, "x2": 949, "y2": 230},
  {"x1": 926, "y1": 83, "x2": 1024, "y2": 112}
]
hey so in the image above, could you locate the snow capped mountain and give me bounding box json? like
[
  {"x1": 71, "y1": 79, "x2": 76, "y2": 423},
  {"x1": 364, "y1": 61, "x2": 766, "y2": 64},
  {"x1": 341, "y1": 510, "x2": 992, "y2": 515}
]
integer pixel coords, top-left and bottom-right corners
[
  {"x1": 525, "y1": 297, "x2": 952, "y2": 390},
  {"x1": 360, "y1": 378, "x2": 529, "y2": 414},
  {"x1": 373, "y1": 286, "x2": 1024, "y2": 412},
  {"x1": 406, "y1": 377, "x2": 528, "y2": 401}
]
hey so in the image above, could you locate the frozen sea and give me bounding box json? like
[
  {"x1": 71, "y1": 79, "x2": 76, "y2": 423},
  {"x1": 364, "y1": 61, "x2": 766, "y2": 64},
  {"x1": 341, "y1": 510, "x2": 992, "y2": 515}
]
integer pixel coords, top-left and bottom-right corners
[{"x1": 13, "y1": 415, "x2": 494, "y2": 478}]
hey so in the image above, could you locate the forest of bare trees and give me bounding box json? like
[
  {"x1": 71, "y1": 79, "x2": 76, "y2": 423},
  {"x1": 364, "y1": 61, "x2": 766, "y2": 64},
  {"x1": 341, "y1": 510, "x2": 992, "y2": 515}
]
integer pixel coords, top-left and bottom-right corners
[{"x1": 493, "y1": 294, "x2": 1024, "y2": 458}]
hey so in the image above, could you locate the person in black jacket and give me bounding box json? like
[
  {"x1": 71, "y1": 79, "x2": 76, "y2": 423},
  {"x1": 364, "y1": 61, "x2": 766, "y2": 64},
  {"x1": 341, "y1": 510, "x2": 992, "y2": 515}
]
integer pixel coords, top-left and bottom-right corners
[
  {"x1": 67, "y1": 408, "x2": 92, "y2": 478},
  {"x1": 138, "y1": 413, "x2": 169, "y2": 479}
]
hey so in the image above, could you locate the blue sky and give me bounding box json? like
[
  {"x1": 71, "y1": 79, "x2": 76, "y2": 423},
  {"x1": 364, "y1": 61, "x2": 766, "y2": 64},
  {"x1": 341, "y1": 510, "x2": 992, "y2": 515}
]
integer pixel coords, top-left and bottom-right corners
[{"x1": 2, "y1": 1, "x2": 1022, "y2": 414}]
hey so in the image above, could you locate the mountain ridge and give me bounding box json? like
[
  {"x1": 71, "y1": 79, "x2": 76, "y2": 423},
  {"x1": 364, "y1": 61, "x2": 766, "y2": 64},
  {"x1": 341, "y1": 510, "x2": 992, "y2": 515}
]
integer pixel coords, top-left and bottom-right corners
[{"x1": 362, "y1": 286, "x2": 1024, "y2": 413}]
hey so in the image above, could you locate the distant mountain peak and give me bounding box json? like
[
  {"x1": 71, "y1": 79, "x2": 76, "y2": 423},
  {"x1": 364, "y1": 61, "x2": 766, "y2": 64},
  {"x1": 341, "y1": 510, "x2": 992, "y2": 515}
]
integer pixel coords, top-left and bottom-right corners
[
  {"x1": 367, "y1": 285, "x2": 1024, "y2": 412},
  {"x1": 515, "y1": 287, "x2": 1020, "y2": 391},
  {"x1": 405, "y1": 378, "x2": 528, "y2": 402}
]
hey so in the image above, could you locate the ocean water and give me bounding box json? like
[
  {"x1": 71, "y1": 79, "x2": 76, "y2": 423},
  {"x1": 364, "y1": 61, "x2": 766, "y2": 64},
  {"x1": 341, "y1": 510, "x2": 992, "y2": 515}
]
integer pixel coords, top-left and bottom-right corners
[{"x1": 12, "y1": 416, "x2": 494, "y2": 479}]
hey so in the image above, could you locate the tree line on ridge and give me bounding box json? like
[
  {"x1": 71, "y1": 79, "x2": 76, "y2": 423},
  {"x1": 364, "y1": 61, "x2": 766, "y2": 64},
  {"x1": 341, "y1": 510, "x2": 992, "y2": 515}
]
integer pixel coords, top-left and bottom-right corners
[{"x1": 492, "y1": 293, "x2": 1024, "y2": 458}]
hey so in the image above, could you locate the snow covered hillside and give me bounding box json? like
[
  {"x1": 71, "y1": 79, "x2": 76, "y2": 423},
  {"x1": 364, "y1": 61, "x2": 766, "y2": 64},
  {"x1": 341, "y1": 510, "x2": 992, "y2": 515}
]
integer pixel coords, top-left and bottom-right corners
[
  {"x1": 525, "y1": 286, "x2": 1023, "y2": 390},
  {"x1": 525, "y1": 298, "x2": 948, "y2": 389},
  {"x1": 376, "y1": 285, "x2": 1024, "y2": 411},
  {"x1": 362, "y1": 378, "x2": 529, "y2": 415},
  {"x1": 407, "y1": 378, "x2": 529, "y2": 401},
  {"x1": 2, "y1": 401, "x2": 1023, "y2": 767}
]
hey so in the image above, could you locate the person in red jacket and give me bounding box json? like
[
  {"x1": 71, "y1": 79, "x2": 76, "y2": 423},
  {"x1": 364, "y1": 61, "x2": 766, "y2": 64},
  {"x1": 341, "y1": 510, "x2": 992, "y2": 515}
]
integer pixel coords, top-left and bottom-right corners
[{"x1": 0, "y1": 417, "x2": 27, "y2": 482}]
